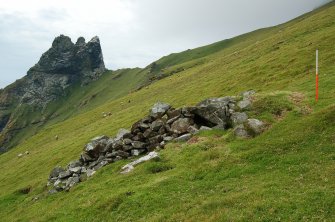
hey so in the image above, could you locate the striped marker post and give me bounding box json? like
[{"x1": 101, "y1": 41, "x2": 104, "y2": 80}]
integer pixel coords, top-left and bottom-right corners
[{"x1": 316, "y1": 49, "x2": 319, "y2": 102}]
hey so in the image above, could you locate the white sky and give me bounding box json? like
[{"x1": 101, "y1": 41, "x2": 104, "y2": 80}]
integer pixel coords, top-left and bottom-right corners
[{"x1": 0, "y1": 0, "x2": 331, "y2": 88}]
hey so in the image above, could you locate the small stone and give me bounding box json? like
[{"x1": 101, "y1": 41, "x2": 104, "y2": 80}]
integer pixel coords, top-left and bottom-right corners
[
  {"x1": 234, "y1": 124, "x2": 249, "y2": 138},
  {"x1": 49, "y1": 166, "x2": 65, "y2": 179},
  {"x1": 116, "y1": 129, "x2": 132, "y2": 140},
  {"x1": 199, "y1": 126, "x2": 212, "y2": 131},
  {"x1": 123, "y1": 138, "x2": 133, "y2": 145},
  {"x1": 69, "y1": 167, "x2": 82, "y2": 174},
  {"x1": 174, "y1": 133, "x2": 192, "y2": 142},
  {"x1": 58, "y1": 170, "x2": 72, "y2": 179},
  {"x1": 231, "y1": 112, "x2": 248, "y2": 126},
  {"x1": 86, "y1": 169, "x2": 96, "y2": 177},
  {"x1": 48, "y1": 189, "x2": 58, "y2": 195},
  {"x1": 245, "y1": 119, "x2": 265, "y2": 136},
  {"x1": 121, "y1": 151, "x2": 160, "y2": 174},
  {"x1": 151, "y1": 120, "x2": 164, "y2": 131},
  {"x1": 131, "y1": 149, "x2": 145, "y2": 156},
  {"x1": 237, "y1": 100, "x2": 251, "y2": 110},
  {"x1": 163, "y1": 136, "x2": 174, "y2": 142},
  {"x1": 132, "y1": 141, "x2": 146, "y2": 149},
  {"x1": 187, "y1": 126, "x2": 199, "y2": 134}
]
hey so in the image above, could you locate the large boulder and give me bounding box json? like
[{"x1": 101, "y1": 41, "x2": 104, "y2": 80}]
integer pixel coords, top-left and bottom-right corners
[{"x1": 193, "y1": 97, "x2": 236, "y2": 129}]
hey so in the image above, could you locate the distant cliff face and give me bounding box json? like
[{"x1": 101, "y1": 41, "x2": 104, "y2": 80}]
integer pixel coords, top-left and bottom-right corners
[
  {"x1": 0, "y1": 35, "x2": 106, "y2": 151},
  {"x1": 22, "y1": 35, "x2": 106, "y2": 106}
]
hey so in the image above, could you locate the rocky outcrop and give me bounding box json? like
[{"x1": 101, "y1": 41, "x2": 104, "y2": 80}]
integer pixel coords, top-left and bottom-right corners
[
  {"x1": 24, "y1": 35, "x2": 105, "y2": 106},
  {"x1": 47, "y1": 92, "x2": 266, "y2": 193},
  {"x1": 0, "y1": 35, "x2": 106, "y2": 151}
]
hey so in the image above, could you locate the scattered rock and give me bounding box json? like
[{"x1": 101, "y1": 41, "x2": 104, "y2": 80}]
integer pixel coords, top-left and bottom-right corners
[
  {"x1": 237, "y1": 100, "x2": 251, "y2": 110},
  {"x1": 245, "y1": 119, "x2": 265, "y2": 136},
  {"x1": 174, "y1": 133, "x2": 192, "y2": 142},
  {"x1": 234, "y1": 124, "x2": 249, "y2": 138},
  {"x1": 199, "y1": 126, "x2": 212, "y2": 131},
  {"x1": 231, "y1": 112, "x2": 248, "y2": 126},
  {"x1": 47, "y1": 93, "x2": 268, "y2": 193},
  {"x1": 121, "y1": 152, "x2": 160, "y2": 174}
]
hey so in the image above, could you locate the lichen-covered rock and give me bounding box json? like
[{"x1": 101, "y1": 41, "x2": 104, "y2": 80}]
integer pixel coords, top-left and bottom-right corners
[
  {"x1": 0, "y1": 35, "x2": 106, "y2": 151},
  {"x1": 234, "y1": 124, "x2": 249, "y2": 138},
  {"x1": 245, "y1": 119, "x2": 265, "y2": 136},
  {"x1": 47, "y1": 96, "x2": 269, "y2": 193},
  {"x1": 231, "y1": 112, "x2": 248, "y2": 126},
  {"x1": 171, "y1": 118, "x2": 193, "y2": 135},
  {"x1": 150, "y1": 102, "x2": 171, "y2": 118}
]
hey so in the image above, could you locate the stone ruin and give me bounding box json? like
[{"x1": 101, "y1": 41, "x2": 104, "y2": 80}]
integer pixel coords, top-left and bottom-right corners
[{"x1": 47, "y1": 91, "x2": 265, "y2": 193}]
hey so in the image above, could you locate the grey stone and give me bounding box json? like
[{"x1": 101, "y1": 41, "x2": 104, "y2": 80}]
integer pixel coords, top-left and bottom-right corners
[
  {"x1": 234, "y1": 124, "x2": 249, "y2": 138},
  {"x1": 197, "y1": 97, "x2": 235, "y2": 108},
  {"x1": 69, "y1": 167, "x2": 81, "y2": 174},
  {"x1": 121, "y1": 152, "x2": 160, "y2": 174},
  {"x1": 245, "y1": 119, "x2": 265, "y2": 135},
  {"x1": 171, "y1": 118, "x2": 193, "y2": 135},
  {"x1": 116, "y1": 129, "x2": 132, "y2": 140},
  {"x1": 174, "y1": 134, "x2": 192, "y2": 142},
  {"x1": 231, "y1": 112, "x2": 248, "y2": 126},
  {"x1": 80, "y1": 152, "x2": 94, "y2": 163},
  {"x1": 237, "y1": 100, "x2": 251, "y2": 110},
  {"x1": 58, "y1": 170, "x2": 72, "y2": 179},
  {"x1": 192, "y1": 98, "x2": 234, "y2": 128},
  {"x1": 241, "y1": 90, "x2": 255, "y2": 100},
  {"x1": 49, "y1": 166, "x2": 65, "y2": 179},
  {"x1": 150, "y1": 102, "x2": 171, "y2": 118},
  {"x1": 163, "y1": 136, "x2": 174, "y2": 142},
  {"x1": 131, "y1": 141, "x2": 146, "y2": 149},
  {"x1": 86, "y1": 169, "x2": 96, "y2": 177},
  {"x1": 199, "y1": 126, "x2": 212, "y2": 131},
  {"x1": 151, "y1": 120, "x2": 164, "y2": 131},
  {"x1": 66, "y1": 176, "x2": 80, "y2": 188},
  {"x1": 92, "y1": 161, "x2": 109, "y2": 171},
  {"x1": 123, "y1": 138, "x2": 133, "y2": 145},
  {"x1": 67, "y1": 160, "x2": 82, "y2": 168},
  {"x1": 84, "y1": 135, "x2": 109, "y2": 158},
  {"x1": 167, "y1": 109, "x2": 181, "y2": 119},
  {"x1": 131, "y1": 149, "x2": 146, "y2": 156},
  {"x1": 48, "y1": 189, "x2": 58, "y2": 195},
  {"x1": 187, "y1": 126, "x2": 199, "y2": 134}
]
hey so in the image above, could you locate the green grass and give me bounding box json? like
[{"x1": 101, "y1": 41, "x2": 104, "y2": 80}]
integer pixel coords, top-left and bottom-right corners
[{"x1": 1, "y1": 1, "x2": 335, "y2": 221}]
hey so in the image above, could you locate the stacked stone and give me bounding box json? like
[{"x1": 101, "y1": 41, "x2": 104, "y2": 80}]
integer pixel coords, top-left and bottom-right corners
[{"x1": 48, "y1": 92, "x2": 265, "y2": 193}]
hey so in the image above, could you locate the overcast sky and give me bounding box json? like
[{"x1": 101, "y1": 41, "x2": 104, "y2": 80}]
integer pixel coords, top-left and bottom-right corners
[{"x1": 0, "y1": 0, "x2": 331, "y2": 88}]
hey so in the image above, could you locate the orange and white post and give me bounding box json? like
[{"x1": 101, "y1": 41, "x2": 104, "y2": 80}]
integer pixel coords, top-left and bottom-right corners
[{"x1": 316, "y1": 49, "x2": 319, "y2": 102}]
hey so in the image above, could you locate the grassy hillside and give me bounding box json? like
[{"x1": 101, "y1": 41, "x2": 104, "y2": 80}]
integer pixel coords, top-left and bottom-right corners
[
  {"x1": 1, "y1": 1, "x2": 335, "y2": 221},
  {"x1": 4, "y1": 68, "x2": 148, "y2": 148}
]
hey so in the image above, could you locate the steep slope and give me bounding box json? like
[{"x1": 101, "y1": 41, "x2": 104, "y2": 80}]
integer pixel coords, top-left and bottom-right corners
[
  {"x1": 0, "y1": 36, "x2": 150, "y2": 151},
  {"x1": 0, "y1": 35, "x2": 106, "y2": 151},
  {"x1": 0, "y1": 1, "x2": 335, "y2": 221}
]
